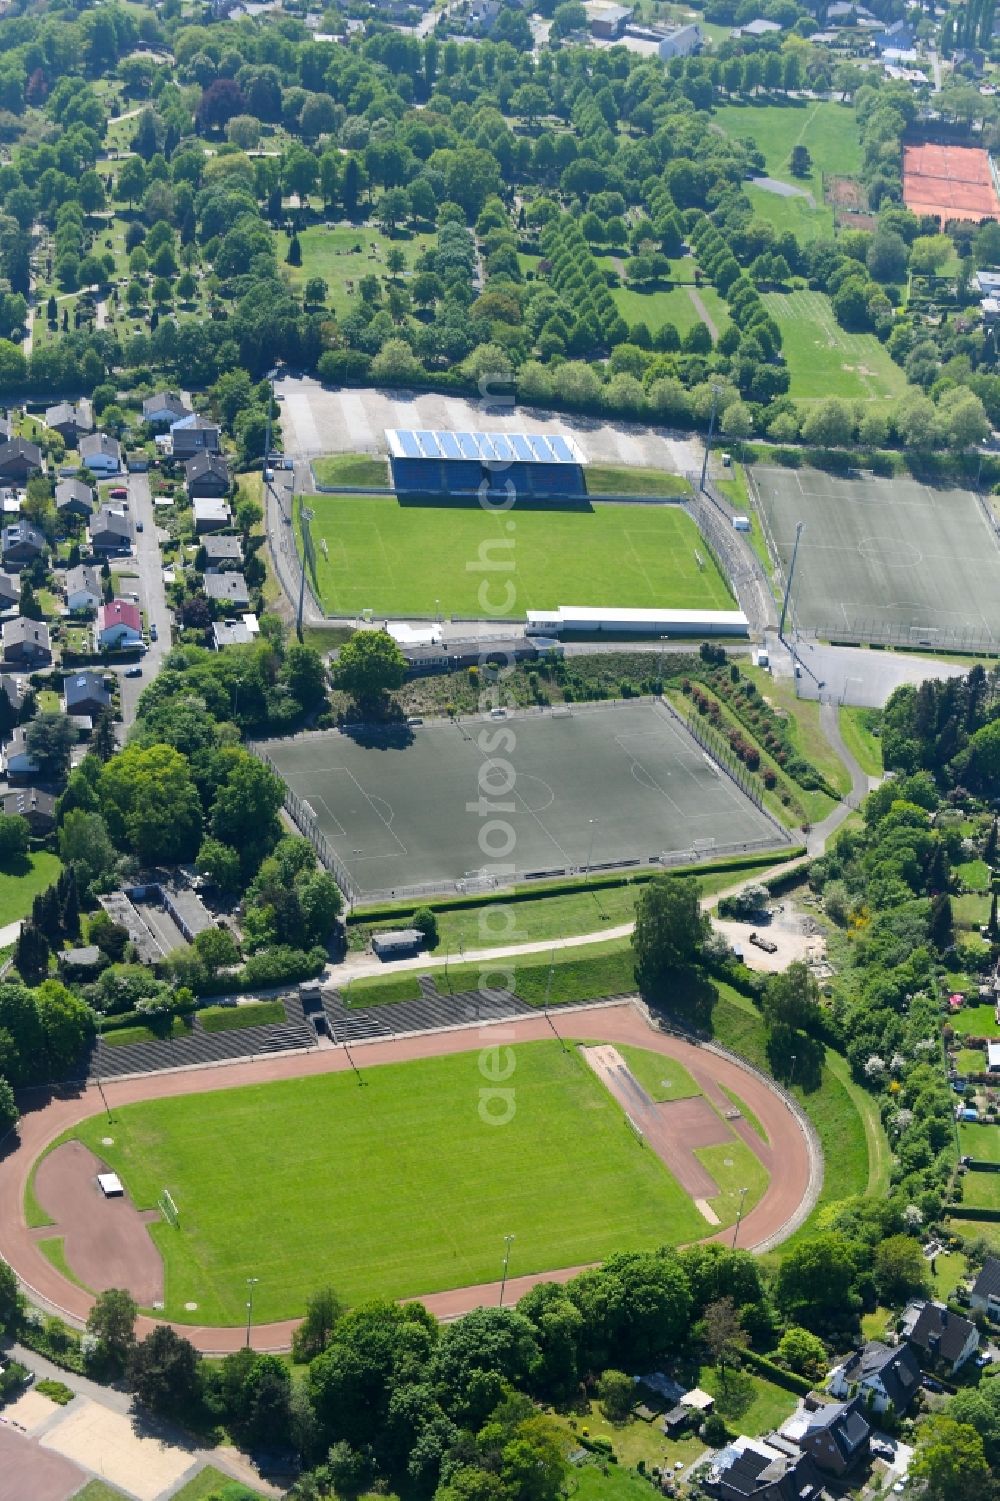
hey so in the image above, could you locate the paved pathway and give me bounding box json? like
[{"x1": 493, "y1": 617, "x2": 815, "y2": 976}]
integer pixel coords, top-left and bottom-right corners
[{"x1": 686, "y1": 286, "x2": 718, "y2": 342}]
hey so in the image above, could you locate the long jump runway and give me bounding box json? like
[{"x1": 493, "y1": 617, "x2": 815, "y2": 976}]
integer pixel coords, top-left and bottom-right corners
[{"x1": 0, "y1": 1003, "x2": 817, "y2": 1352}]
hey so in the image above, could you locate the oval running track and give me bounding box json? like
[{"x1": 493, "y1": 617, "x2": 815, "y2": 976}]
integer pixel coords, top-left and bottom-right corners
[{"x1": 0, "y1": 1001, "x2": 816, "y2": 1354}]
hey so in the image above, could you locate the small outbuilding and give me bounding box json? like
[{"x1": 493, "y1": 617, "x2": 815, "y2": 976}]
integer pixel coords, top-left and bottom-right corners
[
  {"x1": 372, "y1": 928, "x2": 424, "y2": 958},
  {"x1": 97, "y1": 1171, "x2": 124, "y2": 1197}
]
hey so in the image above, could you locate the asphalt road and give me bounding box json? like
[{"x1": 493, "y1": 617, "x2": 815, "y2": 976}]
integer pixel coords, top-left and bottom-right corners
[{"x1": 116, "y1": 471, "x2": 172, "y2": 729}]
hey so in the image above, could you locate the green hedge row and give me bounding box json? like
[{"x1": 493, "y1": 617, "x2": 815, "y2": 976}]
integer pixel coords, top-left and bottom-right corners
[
  {"x1": 949, "y1": 1205, "x2": 1000, "y2": 1221},
  {"x1": 348, "y1": 849, "x2": 805, "y2": 927},
  {"x1": 740, "y1": 1349, "x2": 814, "y2": 1395}
]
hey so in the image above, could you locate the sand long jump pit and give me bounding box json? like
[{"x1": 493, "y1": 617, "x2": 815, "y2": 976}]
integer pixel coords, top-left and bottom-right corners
[
  {"x1": 259, "y1": 700, "x2": 784, "y2": 899},
  {"x1": 751, "y1": 464, "x2": 1000, "y2": 642}
]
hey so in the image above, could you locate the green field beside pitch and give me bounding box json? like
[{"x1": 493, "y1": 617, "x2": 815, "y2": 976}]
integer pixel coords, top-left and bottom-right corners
[
  {"x1": 300, "y1": 496, "x2": 733, "y2": 616},
  {"x1": 713, "y1": 99, "x2": 861, "y2": 199},
  {"x1": 762, "y1": 290, "x2": 908, "y2": 402},
  {"x1": 67, "y1": 1041, "x2": 711, "y2": 1324}
]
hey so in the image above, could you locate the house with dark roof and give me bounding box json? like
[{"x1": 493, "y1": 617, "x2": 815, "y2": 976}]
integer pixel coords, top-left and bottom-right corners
[
  {"x1": 64, "y1": 564, "x2": 102, "y2": 614},
  {"x1": 0, "y1": 572, "x2": 17, "y2": 612},
  {"x1": 171, "y1": 413, "x2": 220, "y2": 457},
  {"x1": 45, "y1": 400, "x2": 92, "y2": 445},
  {"x1": 2, "y1": 521, "x2": 46, "y2": 569},
  {"x1": 1, "y1": 616, "x2": 50, "y2": 667},
  {"x1": 3, "y1": 726, "x2": 38, "y2": 779},
  {"x1": 142, "y1": 391, "x2": 191, "y2": 428},
  {"x1": 200, "y1": 534, "x2": 243, "y2": 570},
  {"x1": 79, "y1": 432, "x2": 122, "y2": 476},
  {"x1": 0, "y1": 438, "x2": 42, "y2": 482},
  {"x1": 185, "y1": 452, "x2": 231, "y2": 499},
  {"x1": 64, "y1": 670, "x2": 111, "y2": 719},
  {"x1": 0, "y1": 672, "x2": 24, "y2": 718},
  {"x1": 204, "y1": 571, "x2": 249, "y2": 609},
  {"x1": 970, "y1": 1256, "x2": 1000, "y2": 1319},
  {"x1": 3, "y1": 786, "x2": 55, "y2": 835},
  {"x1": 89, "y1": 506, "x2": 133, "y2": 554},
  {"x1": 55, "y1": 478, "x2": 95, "y2": 518},
  {"x1": 794, "y1": 1398, "x2": 870, "y2": 1477},
  {"x1": 827, "y1": 1340, "x2": 922, "y2": 1414},
  {"x1": 904, "y1": 1299, "x2": 979, "y2": 1375},
  {"x1": 707, "y1": 1437, "x2": 823, "y2": 1501}
]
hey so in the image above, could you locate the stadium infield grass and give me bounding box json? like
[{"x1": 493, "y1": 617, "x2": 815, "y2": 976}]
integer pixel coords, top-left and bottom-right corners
[
  {"x1": 298, "y1": 495, "x2": 734, "y2": 617},
  {"x1": 67, "y1": 1040, "x2": 711, "y2": 1324}
]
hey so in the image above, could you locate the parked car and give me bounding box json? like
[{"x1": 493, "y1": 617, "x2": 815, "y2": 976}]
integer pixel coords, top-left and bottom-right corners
[
  {"x1": 109, "y1": 486, "x2": 127, "y2": 499},
  {"x1": 136, "y1": 519, "x2": 143, "y2": 531},
  {"x1": 150, "y1": 623, "x2": 157, "y2": 641},
  {"x1": 125, "y1": 665, "x2": 142, "y2": 678}
]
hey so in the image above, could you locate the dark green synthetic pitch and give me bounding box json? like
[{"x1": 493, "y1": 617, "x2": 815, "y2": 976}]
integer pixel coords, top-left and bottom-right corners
[
  {"x1": 752, "y1": 465, "x2": 1000, "y2": 641},
  {"x1": 260, "y1": 701, "x2": 780, "y2": 897}
]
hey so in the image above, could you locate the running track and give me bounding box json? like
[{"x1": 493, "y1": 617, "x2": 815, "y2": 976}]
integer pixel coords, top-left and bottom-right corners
[{"x1": 0, "y1": 1002, "x2": 817, "y2": 1354}]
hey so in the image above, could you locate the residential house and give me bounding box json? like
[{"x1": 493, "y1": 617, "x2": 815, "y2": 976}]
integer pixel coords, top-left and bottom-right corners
[
  {"x1": 467, "y1": 0, "x2": 501, "y2": 31},
  {"x1": 79, "y1": 432, "x2": 122, "y2": 477},
  {"x1": 0, "y1": 672, "x2": 24, "y2": 719},
  {"x1": 970, "y1": 1257, "x2": 1000, "y2": 1319},
  {"x1": 64, "y1": 670, "x2": 111, "y2": 718},
  {"x1": 212, "y1": 619, "x2": 255, "y2": 649},
  {"x1": 585, "y1": 1, "x2": 632, "y2": 39},
  {"x1": 792, "y1": 1398, "x2": 870, "y2": 1477},
  {"x1": 170, "y1": 413, "x2": 220, "y2": 457},
  {"x1": 2, "y1": 616, "x2": 51, "y2": 667},
  {"x1": 3, "y1": 726, "x2": 38, "y2": 779},
  {"x1": 827, "y1": 1340, "x2": 922, "y2": 1414},
  {"x1": 200, "y1": 534, "x2": 243, "y2": 570},
  {"x1": 875, "y1": 16, "x2": 914, "y2": 50},
  {"x1": 185, "y1": 452, "x2": 231, "y2": 499},
  {"x1": 0, "y1": 438, "x2": 42, "y2": 483},
  {"x1": 707, "y1": 1436, "x2": 823, "y2": 1501},
  {"x1": 3, "y1": 786, "x2": 55, "y2": 835},
  {"x1": 193, "y1": 497, "x2": 231, "y2": 534},
  {"x1": 89, "y1": 506, "x2": 133, "y2": 554},
  {"x1": 55, "y1": 478, "x2": 95, "y2": 518},
  {"x1": 1, "y1": 522, "x2": 45, "y2": 570},
  {"x1": 657, "y1": 22, "x2": 702, "y2": 57},
  {"x1": 0, "y1": 572, "x2": 17, "y2": 612},
  {"x1": 204, "y1": 571, "x2": 249, "y2": 609},
  {"x1": 142, "y1": 391, "x2": 192, "y2": 429},
  {"x1": 0, "y1": 414, "x2": 11, "y2": 443},
  {"x1": 733, "y1": 16, "x2": 782, "y2": 35},
  {"x1": 904, "y1": 1299, "x2": 979, "y2": 1375},
  {"x1": 97, "y1": 599, "x2": 143, "y2": 651},
  {"x1": 44, "y1": 400, "x2": 92, "y2": 445},
  {"x1": 64, "y1": 564, "x2": 102, "y2": 614},
  {"x1": 57, "y1": 946, "x2": 102, "y2": 976}
]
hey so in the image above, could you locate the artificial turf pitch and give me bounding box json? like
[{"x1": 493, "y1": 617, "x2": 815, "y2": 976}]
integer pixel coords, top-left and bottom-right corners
[
  {"x1": 68, "y1": 1042, "x2": 715, "y2": 1325},
  {"x1": 752, "y1": 465, "x2": 1000, "y2": 641},
  {"x1": 259, "y1": 701, "x2": 781, "y2": 898},
  {"x1": 299, "y1": 495, "x2": 733, "y2": 617}
]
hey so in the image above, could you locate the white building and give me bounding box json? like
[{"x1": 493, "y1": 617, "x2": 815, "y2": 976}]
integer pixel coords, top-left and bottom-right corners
[{"x1": 658, "y1": 22, "x2": 702, "y2": 58}]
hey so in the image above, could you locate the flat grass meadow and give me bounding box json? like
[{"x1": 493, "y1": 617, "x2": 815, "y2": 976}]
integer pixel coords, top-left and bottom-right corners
[{"x1": 761, "y1": 290, "x2": 908, "y2": 402}]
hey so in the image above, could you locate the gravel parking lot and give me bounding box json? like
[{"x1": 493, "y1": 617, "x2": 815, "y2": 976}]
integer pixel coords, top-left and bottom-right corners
[{"x1": 276, "y1": 376, "x2": 702, "y2": 474}]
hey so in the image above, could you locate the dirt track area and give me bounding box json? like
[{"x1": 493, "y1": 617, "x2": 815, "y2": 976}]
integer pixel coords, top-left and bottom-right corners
[
  {"x1": 33, "y1": 1140, "x2": 164, "y2": 1307},
  {"x1": 1, "y1": 1002, "x2": 816, "y2": 1353}
]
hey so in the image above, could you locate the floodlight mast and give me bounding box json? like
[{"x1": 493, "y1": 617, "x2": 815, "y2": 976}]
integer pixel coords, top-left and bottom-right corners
[{"x1": 778, "y1": 521, "x2": 804, "y2": 642}]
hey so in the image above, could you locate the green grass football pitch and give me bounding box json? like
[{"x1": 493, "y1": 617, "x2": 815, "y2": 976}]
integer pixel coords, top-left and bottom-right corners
[
  {"x1": 67, "y1": 1042, "x2": 717, "y2": 1325},
  {"x1": 299, "y1": 495, "x2": 732, "y2": 617},
  {"x1": 751, "y1": 464, "x2": 1000, "y2": 641}
]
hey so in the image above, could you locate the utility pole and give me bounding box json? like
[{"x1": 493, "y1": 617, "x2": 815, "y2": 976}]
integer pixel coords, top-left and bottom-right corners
[
  {"x1": 245, "y1": 1276, "x2": 259, "y2": 1347},
  {"x1": 499, "y1": 1232, "x2": 515, "y2": 1307},
  {"x1": 297, "y1": 498, "x2": 312, "y2": 640},
  {"x1": 699, "y1": 383, "x2": 722, "y2": 492},
  {"x1": 263, "y1": 366, "x2": 279, "y2": 466},
  {"x1": 732, "y1": 1186, "x2": 749, "y2": 1248},
  {"x1": 778, "y1": 521, "x2": 804, "y2": 641},
  {"x1": 95, "y1": 1014, "x2": 112, "y2": 1124}
]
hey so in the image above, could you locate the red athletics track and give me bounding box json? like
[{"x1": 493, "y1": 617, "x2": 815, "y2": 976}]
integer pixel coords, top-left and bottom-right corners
[{"x1": 0, "y1": 1002, "x2": 817, "y2": 1353}]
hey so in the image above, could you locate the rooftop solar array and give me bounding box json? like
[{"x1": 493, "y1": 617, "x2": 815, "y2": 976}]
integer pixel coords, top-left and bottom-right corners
[{"x1": 385, "y1": 429, "x2": 587, "y2": 466}]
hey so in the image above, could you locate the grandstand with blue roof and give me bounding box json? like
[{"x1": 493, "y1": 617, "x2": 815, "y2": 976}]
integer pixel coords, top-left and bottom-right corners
[{"x1": 385, "y1": 428, "x2": 588, "y2": 502}]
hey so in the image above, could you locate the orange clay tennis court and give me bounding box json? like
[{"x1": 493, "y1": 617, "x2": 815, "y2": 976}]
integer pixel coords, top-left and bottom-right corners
[{"x1": 903, "y1": 142, "x2": 1000, "y2": 223}]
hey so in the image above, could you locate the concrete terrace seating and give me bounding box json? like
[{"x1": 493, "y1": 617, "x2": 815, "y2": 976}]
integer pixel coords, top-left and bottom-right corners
[
  {"x1": 91, "y1": 993, "x2": 314, "y2": 1079},
  {"x1": 321, "y1": 976, "x2": 537, "y2": 1043}
]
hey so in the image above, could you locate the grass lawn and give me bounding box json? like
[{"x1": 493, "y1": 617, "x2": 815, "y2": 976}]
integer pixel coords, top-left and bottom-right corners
[
  {"x1": 68, "y1": 1040, "x2": 710, "y2": 1323},
  {"x1": 300, "y1": 496, "x2": 735, "y2": 617},
  {"x1": 961, "y1": 1170, "x2": 1000, "y2": 1212},
  {"x1": 713, "y1": 99, "x2": 861, "y2": 202},
  {"x1": 313, "y1": 453, "x2": 390, "y2": 489},
  {"x1": 861, "y1": 1307, "x2": 894, "y2": 1342},
  {"x1": 609, "y1": 281, "x2": 731, "y2": 341},
  {"x1": 698, "y1": 1137, "x2": 769, "y2": 1224},
  {"x1": 344, "y1": 970, "x2": 423, "y2": 1006},
  {"x1": 38, "y1": 1236, "x2": 91, "y2": 1293},
  {"x1": 169, "y1": 1467, "x2": 269, "y2": 1501},
  {"x1": 616, "y1": 1044, "x2": 701, "y2": 1102},
  {"x1": 571, "y1": 1465, "x2": 665, "y2": 1501},
  {"x1": 954, "y1": 1004, "x2": 1000, "y2": 1037},
  {"x1": 719, "y1": 1083, "x2": 768, "y2": 1143},
  {"x1": 278, "y1": 224, "x2": 437, "y2": 317},
  {"x1": 931, "y1": 1250, "x2": 968, "y2": 1302},
  {"x1": 550, "y1": 1397, "x2": 704, "y2": 1472},
  {"x1": 102, "y1": 1017, "x2": 192, "y2": 1048},
  {"x1": 948, "y1": 1216, "x2": 1000, "y2": 1253},
  {"x1": 744, "y1": 181, "x2": 833, "y2": 242},
  {"x1": 959, "y1": 1122, "x2": 1000, "y2": 1162},
  {"x1": 0, "y1": 851, "x2": 60, "y2": 928},
  {"x1": 199, "y1": 1001, "x2": 286, "y2": 1033},
  {"x1": 743, "y1": 665, "x2": 851, "y2": 798},
  {"x1": 698, "y1": 1363, "x2": 797, "y2": 1435},
  {"x1": 958, "y1": 858, "x2": 992, "y2": 891},
  {"x1": 441, "y1": 940, "x2": 637, "y2": 1006},
  {"x1": 73, "y1": 1483, "x2": 132, "y2": 1501},
  {"x1": 585, "y1": 464, "x2": 688, "y2": 497},
  {"x1": 762, "y1": 290, "x2": 908, "y2": 403},
  {"x1": 956, "y1": 1046, "x2": 986, "y2": 1075},
  {"x1": 838, "y1": 707, "x2": 883, "y2": 778}
]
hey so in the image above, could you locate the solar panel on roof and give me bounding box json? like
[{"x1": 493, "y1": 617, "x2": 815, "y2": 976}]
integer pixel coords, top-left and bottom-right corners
[
  {"x1": 397, "y1": 430, "x2": 421, "y2": 458},
  {"x1": 415, "y1": 430, "x2": 438, "y2": 458},
  {"x1": 488, "y1": 434, "x2": 515, "y2": 462},
  {"x1": 438, "y1": 432, "x2": 461, "y2": 459},
  {"x1": 457, "y1": 433, "x2": 480, "y2": 459},
  {"x1": 510, "y1": 434, "x2": 534, "y2": 462},
  {"x1": 548, "y1": 435, "x2": 574, "y2": 462}
]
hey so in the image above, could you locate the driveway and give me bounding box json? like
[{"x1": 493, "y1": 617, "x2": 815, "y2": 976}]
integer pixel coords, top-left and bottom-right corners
[{"x1": 116, "y1": 472, "x2": 171, "y2": 729}]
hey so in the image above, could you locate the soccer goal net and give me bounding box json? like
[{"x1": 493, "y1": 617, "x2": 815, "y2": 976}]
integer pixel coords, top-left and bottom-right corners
[{"x1": 159, "y1": 1189, "x2": 180, "y2": 1228}]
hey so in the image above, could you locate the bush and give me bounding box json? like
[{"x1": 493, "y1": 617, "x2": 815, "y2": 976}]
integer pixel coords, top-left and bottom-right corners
[{"x1": 412, "y1": 906, "x2": 439, "y2": 949}]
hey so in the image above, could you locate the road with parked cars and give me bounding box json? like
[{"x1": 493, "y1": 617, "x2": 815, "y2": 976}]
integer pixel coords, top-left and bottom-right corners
[{"x1": 115, "y1": 470, "x2": 172, "y2": 728}]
